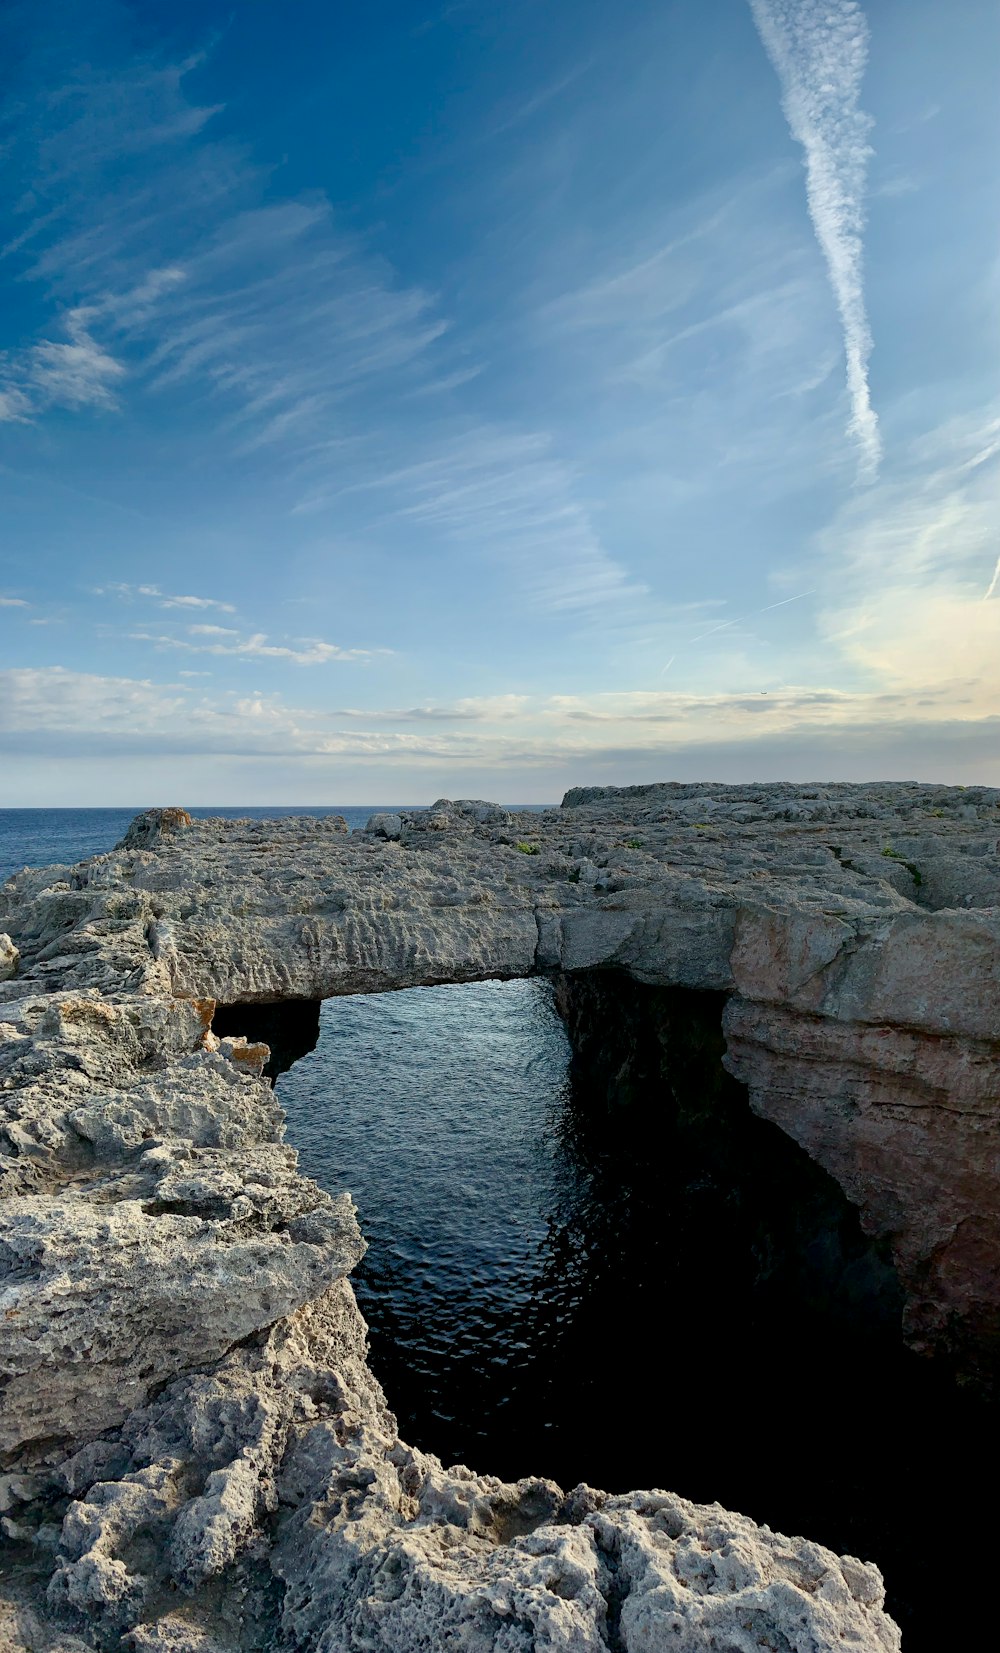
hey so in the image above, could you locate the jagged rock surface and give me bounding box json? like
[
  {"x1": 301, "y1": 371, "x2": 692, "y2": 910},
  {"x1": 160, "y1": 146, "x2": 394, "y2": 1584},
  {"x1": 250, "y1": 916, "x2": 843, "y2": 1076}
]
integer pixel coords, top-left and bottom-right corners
[
  {"x1": 4, "y1": 777, "x2": 997, "y2": 1648},
  {"x1": 5, "y1": 783, "x2": 995, "y2": 1367}
]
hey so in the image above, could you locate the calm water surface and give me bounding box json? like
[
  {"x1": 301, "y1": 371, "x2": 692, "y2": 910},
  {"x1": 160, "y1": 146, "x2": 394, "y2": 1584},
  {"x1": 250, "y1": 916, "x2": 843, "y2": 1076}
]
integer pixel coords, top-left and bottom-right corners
[{"x1": 278, "y1": 981, "x2": 578, "y2": 1460}]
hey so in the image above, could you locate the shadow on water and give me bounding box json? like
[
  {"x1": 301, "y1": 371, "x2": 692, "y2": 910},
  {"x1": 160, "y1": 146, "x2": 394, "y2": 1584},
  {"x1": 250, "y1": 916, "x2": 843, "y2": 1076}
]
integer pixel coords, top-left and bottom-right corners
[{"x1": 217, "y1": 976, "x2": 990, "y2": 1651}]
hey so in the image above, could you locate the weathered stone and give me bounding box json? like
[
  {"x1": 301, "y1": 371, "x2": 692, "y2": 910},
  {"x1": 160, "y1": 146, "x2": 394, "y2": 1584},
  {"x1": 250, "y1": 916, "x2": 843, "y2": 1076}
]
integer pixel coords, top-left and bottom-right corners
[
  {"x1": 0, "y1": 934, "x2": 17, "y2": 982},
  {"x1": 119, "y1": 808, "x2": 194, "y2": 849},
  {"x1": 363, "y1": 811, "x2": 403, "y2": 839},
  {"x1": 4, "y1": 779, "x2": 995, "y2": 1648},
  {"x1": 3, "y1": 785, "x2": 989, "y2": 1368},
  {"x1": 0, "y1": 1165, "x2": 363, "y2": 1454}
]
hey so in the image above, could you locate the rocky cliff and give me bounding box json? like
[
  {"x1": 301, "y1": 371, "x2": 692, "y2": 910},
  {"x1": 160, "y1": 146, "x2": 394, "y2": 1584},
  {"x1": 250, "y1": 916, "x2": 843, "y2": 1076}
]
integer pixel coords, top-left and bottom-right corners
[{"x1": 2, "y1": 778, "x2": 996, "y2": 1649}]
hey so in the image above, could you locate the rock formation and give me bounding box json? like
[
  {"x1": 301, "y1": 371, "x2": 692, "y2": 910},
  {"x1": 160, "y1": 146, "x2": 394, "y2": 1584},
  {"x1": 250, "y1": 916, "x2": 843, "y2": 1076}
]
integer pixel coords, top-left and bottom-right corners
[{"x1": 3, "y1": 777, "x2": 997, "y2": 1649}]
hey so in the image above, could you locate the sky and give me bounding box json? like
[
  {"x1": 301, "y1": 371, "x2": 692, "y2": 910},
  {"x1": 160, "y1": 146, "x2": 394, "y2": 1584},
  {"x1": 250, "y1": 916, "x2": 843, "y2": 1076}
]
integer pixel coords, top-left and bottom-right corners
[{"x1": 1, "y1": 0, "x2": 998, "y2": 805}]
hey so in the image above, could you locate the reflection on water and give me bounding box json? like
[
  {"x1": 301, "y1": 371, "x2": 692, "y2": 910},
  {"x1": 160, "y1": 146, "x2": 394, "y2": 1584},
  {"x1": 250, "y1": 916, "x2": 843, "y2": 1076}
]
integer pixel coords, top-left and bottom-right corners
[
  {"x1": 276, "y1": 976, "x2": 982, "y2": 1650},
  {"x1": 278, "y1": 979, "x2": 576, "y2": 1464}
]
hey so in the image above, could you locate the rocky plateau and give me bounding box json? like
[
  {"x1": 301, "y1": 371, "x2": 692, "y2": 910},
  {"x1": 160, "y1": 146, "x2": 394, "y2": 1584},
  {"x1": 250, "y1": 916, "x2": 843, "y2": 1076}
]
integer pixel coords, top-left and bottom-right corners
[{"x1": 2, "y1": 778, "x2": 998, "y2": 1650}]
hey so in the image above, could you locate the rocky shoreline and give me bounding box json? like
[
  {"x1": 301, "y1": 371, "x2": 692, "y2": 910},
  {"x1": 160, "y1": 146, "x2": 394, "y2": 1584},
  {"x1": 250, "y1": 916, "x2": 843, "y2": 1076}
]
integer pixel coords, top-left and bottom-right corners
[{"x1": 2, "y1": 780, "x2": 998, "y2": 1649}]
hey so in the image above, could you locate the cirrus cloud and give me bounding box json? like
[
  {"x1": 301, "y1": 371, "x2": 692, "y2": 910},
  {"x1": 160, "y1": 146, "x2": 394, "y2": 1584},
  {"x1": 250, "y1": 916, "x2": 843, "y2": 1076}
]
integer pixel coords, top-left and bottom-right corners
[{"x1": 129, "y1": 628, "x2": 374, "y2": 665}]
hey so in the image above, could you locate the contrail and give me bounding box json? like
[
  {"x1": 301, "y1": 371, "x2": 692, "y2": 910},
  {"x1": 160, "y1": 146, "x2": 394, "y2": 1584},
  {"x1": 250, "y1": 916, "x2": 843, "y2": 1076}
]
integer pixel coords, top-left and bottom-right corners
[
  {"x1": 688, "y1": 618, "x2": 739, "y2": 645},
  {"x1": 985, "y1": 555, "x2": 1000, "y2": 601},
  {"x1": 759, "y1": 588, "x2": 817, "y2": 611},
  {"x1": 748, "y1": 0, "x2": 881, "y2": 479},
  {"x1": 688, "y1": 589, "x2": 816, "y2": 646}
]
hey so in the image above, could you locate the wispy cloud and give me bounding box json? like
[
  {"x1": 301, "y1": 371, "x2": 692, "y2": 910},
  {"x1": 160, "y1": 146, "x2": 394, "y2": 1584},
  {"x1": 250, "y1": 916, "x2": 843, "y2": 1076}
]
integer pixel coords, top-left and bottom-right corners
[
  {"x1": 2, "y1": 666, "x2": 996, "y2": 773},
  {"x1": 0, "y1": 20, "x2": 657, "y2": 641},
  {"x1": 0, "y1": 597, "x2": 29, "y2": 609},
  {"x1": 0, "y1": 388, "x2": 33, "y2": 422},
  {"x1": 2, "y1": 35, "x2": 456, "y2": 463},
  {"x1": 796, "y1": 405, "x2": 1000, "y2": 706},
  {"x1": 330, "y1": 426, "x2": 654, "y2": 628},
  {"x1": 3, "y1": 0, "x2": 993, "y2": 794},
  {"x1": 1, "y1": 307, "x2": 125, "y2": 416},
  {"x1": 336, "y1": 694, "x2": 529, "y2": 723},
  {"x1": 748, "y1": 0, "x2": 881, "y2": 478},
  {"x1": 542, "y1": 192, "x2": 742, "y2": 334},
  {"x1": 160, "y1": 593, "x2": 236, "y2": 612},
  {"x1": 533, "y1": 161, "x2": 853, "y2": 505},
  {"x1": 101, "y1": 582, "x2": 236, "y2": 613},
  {"x1": 129, "y1": 627, "x2": 373, "y2": 665}
]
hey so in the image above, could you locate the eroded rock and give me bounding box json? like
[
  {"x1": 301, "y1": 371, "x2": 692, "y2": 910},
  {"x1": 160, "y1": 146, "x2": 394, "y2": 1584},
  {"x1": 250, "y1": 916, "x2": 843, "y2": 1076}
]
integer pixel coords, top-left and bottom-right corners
[{"x1": 3, "y1": 780, "x2": 993, "y2": 1648}]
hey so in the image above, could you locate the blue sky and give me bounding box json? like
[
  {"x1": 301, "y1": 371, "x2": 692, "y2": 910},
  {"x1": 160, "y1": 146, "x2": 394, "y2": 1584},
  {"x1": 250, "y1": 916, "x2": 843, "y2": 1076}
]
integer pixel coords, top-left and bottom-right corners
[{"x1": 1, "y1": 0, "x2": 998, "y2": 804}]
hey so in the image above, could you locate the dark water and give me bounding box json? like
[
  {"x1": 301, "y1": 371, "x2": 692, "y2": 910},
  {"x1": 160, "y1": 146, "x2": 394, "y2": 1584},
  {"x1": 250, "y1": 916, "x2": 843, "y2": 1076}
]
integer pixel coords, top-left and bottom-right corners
[
  {"x1": 278, "y1": 981, "x2": 577, "y2": 1462},
  {"x1": 276, "y1": 977, "x2": 987, "y2": 1652}
]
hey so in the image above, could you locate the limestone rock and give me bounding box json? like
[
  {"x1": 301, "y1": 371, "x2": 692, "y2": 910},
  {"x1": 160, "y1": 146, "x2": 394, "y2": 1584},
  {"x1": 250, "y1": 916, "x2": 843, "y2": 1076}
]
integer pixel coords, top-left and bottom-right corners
[
  {"x1": 118, "y1": 809, "x2": 193, "y2": 849},
  {"x1": 0, "y1": 1164, "x2": 363, "y2": 1454},
  {"x1": 0, "y1": 934, "x2": 17, "y2": 982},
  {"x1": 4, "y1": 779, "x2": 990, "y2": 1372},
  {"x1": 363, "y1": 811, "x2": 403, "y2": 840},
  {"x1": 4, "y1": 778, "x2": 996, "y2": 1648}
]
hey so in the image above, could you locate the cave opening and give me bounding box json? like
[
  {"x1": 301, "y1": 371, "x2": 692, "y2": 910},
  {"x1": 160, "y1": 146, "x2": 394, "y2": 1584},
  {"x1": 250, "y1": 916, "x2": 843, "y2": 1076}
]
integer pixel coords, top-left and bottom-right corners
[
  {"x1": 211, "y1": 996, "x2": 321, "y2": 1081},
  {"x1": 211, "y1": 972, "x2": 981, "y2": 1648}
]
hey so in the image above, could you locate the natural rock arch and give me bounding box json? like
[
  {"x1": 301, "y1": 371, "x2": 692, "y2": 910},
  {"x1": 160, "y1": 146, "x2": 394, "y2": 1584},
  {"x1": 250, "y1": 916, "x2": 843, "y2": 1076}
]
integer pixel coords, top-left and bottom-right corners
[{"x1": 2, "y1": 782, "x2": 998, "y2": 1650}]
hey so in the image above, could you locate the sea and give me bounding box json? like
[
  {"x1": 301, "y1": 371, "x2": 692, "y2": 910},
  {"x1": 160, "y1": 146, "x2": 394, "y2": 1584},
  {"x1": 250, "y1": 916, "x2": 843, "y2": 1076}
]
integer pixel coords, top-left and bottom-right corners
[{"x1": 0, "y1": 805, "x2": 982, "y2": 1649}]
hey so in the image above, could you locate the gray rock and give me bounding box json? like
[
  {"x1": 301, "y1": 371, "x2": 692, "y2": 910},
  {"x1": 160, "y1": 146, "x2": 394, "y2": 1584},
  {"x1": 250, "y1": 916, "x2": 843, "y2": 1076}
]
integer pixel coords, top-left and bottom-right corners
[
  {"x1": 117, "y1": 808, "x2": 194, "y2": 850},
  {"x1": 6, "y1": 778, "x2": 996, "y2": 1648},
  {"x1": 363, "y1": 812, "x2": 403, "y2": 840}
]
